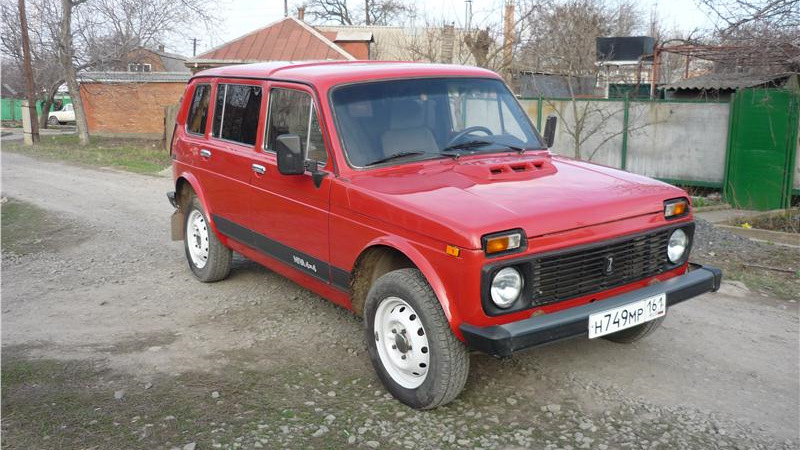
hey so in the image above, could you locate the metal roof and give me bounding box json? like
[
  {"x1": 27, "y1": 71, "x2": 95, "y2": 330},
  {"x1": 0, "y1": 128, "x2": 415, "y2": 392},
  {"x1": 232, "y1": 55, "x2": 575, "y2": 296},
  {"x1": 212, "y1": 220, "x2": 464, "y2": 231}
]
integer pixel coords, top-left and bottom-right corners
[
  {"x1": 78, "y1": 71, "x2": 191, "y2": 83},
  {"x1": 660, "y1": 72, "x2": 797, "y2": 91},
  {"x1": 189, "y1": 17, "x2": 354, "y2": 64}
]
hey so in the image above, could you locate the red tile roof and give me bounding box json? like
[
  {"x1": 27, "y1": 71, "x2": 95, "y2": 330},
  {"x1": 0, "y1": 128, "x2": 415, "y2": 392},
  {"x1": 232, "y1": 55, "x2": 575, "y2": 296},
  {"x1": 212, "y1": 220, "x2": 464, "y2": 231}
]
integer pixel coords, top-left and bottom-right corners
[{"x1": 194, "y1": 17, "x2": 354, "y2": 63}]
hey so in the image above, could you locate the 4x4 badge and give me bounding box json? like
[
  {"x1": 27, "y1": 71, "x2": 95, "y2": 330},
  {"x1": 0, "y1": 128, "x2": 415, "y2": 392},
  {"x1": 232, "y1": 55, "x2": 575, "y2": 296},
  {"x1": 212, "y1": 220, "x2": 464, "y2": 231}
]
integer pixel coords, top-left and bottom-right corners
[{"x1": 604, "y1": 256, "x2": 614, "y2": 274}]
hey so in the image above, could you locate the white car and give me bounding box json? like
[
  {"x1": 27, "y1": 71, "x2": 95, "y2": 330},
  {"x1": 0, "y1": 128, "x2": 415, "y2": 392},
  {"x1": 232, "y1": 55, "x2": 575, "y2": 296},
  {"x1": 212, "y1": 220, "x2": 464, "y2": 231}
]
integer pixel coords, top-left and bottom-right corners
[{"x1": 47, "y1": 104, "x2": 75, "y2": 125}]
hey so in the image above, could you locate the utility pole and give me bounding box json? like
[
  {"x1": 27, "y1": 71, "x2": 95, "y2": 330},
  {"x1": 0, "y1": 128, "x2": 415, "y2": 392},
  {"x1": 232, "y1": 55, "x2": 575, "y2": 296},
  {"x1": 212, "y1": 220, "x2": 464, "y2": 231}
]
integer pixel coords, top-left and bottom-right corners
[
  {"x1": 465, "y1": 0, "x2": 472, "y2": 33},
  {"x1": 284, "y1": 0, "x2": 288, "y2": 17},
  {"x1": 503, "y1": 0, "x2": 514, "y2": 76},
  {"x1": 18, "y1": 0, "x2": 39, "y2": 143},
  {"x1": 189, "y1": 38, "x2": 199, "y2": 57}
]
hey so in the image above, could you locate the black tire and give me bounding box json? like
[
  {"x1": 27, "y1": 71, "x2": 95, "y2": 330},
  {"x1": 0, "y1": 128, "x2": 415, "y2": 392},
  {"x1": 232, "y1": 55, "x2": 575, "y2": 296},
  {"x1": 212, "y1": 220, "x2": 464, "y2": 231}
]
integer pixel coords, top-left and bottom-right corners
[
  {"x1": 364, "y1": 268, "x2": 469, "y2": 409},
  {"x1": 183, "y1": 196, "x2": 232, "y2": 282},
  {"x1": 48, "y1": 116, "x2": 59, "y2": 126},
  {"x1": 603, "y1": 317, "x2": 665, "y2": 344}
]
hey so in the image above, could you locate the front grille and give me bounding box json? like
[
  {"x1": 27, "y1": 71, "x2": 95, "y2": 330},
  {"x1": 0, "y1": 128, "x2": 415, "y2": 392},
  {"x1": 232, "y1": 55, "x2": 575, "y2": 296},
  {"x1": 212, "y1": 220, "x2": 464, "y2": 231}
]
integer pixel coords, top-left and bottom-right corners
[{"x1": 529, "y1": 228, "x2": 673, "y2": 306}]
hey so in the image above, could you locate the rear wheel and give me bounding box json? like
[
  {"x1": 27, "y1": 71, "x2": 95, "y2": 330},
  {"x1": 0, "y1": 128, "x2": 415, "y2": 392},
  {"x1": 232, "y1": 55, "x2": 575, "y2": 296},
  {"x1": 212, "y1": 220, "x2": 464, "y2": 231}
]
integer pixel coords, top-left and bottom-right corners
[
  {"x1": 365, "y1": 269, "x2": 469, "y2": 409},
  {"x1": 603, "y1": 317, "x2": 665, "y2": 344},
  {"x1": 184, "y1": 196, "x2": 231, "y2": 282},
  {"x1": 48, "y1": 116, "x2": 59, "y2": 126}
]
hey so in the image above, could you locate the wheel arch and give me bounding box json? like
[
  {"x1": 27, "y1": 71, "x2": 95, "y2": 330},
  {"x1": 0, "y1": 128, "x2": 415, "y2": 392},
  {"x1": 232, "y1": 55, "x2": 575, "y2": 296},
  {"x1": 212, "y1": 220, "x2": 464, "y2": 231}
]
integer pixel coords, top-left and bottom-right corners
[
  {"x1": 350, "y1": 237, "x2": 461, "y2": 334},
  {"x1": 173, "y1": 172, "x2": 221, "y2": 238}
]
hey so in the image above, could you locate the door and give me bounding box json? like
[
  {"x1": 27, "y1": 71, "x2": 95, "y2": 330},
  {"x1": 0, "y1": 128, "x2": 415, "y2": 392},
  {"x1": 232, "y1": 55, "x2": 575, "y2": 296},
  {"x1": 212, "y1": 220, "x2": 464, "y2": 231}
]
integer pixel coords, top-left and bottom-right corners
[
  {"x1": 725, "y1": 88, "x2": 799, "y2": 210},
  {"x1": 245, "y1": 83, "x2": 334, "y2": 284},
  {"x1": 192, "y1": 80, "x2": 264, "y2": 228}
]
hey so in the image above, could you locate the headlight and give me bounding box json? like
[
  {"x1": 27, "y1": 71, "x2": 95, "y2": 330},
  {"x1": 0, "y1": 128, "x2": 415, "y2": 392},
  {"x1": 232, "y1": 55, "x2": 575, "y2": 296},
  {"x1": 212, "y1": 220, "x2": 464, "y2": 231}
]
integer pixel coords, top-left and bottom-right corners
[
  {"x1": 490, "y1": 267, "x2": 523, "y2": 308},
  {"x1": 667, "y1": 228, "x2": 688, "y2": 263}
]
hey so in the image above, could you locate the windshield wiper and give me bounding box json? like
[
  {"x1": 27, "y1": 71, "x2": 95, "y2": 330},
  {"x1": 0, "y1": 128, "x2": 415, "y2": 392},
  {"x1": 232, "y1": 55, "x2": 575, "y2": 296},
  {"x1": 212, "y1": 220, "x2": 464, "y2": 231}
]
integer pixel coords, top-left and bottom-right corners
[
  {"x1": 441, "y1": 139, "x2": 526, "y2": 155},
  {"x1": 366, "y1": 151, "x2": 426, "y2": 166}
]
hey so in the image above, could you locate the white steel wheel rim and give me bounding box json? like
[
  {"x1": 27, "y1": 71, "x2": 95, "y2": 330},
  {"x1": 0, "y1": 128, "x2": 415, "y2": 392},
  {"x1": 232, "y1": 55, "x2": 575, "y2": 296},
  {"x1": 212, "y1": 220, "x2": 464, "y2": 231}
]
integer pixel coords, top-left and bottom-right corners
[
  {"x1": 186, "y1": 209, "x2": 210, "y2": 269},
  {"x1": 374, "y1": 297, "x2": 430, "y2": 389}
]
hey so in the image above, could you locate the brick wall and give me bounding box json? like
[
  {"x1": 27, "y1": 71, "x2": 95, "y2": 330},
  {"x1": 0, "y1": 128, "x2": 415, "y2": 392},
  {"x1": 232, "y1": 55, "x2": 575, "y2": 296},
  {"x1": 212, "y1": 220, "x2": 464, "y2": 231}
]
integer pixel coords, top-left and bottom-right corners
[
  {"x1": 79, "y1": 82, "x2": 185, "y2": 135},
  {"x1": 336, "y1": 41, "x2": 370, "y2": 60}
]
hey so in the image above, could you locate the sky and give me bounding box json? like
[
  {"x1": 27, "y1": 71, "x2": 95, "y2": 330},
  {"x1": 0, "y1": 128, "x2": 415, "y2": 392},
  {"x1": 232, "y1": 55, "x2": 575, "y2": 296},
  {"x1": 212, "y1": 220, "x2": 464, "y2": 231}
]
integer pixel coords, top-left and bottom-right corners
[{"x1": 170, "y1": 0, "x2": 717, "y2": 57}]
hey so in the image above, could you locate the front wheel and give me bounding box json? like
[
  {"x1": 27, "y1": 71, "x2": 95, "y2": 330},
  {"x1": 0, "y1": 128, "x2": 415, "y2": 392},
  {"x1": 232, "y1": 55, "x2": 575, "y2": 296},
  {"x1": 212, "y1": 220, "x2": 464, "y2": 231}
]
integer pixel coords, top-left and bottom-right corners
[
  {"x1": 48, "y1": 116, "x2": 59, "y2": 126},
  {"x1": 184, "y1": 196, "x2": 232, "y2": 282},
  {"x1": 365, "y1": 268, "x2": 469, "y2": 409}
]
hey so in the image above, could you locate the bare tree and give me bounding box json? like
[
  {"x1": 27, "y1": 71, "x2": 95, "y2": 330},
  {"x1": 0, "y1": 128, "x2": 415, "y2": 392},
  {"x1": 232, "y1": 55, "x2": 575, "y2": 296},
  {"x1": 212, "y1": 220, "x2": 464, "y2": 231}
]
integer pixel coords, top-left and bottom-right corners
[
  {"x1": 1, "y1": 0, "x2": 220, "y2": 145},
  {"x1": 516, "y1": 0, "x2": 653, "y2": 160},
  {"x1": 304, "y1": 0, "x2": 412, "y2": 25},
  {"x1": 695, "y1": 0, "x2": 800, "y2": 72}
]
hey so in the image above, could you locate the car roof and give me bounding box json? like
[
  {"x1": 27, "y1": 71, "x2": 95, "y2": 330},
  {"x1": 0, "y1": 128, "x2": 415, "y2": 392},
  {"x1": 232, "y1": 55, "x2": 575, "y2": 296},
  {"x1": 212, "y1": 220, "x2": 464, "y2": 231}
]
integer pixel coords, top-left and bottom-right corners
[{"x1": 190, "y1": 61, "x2": 502, "y2": 88}]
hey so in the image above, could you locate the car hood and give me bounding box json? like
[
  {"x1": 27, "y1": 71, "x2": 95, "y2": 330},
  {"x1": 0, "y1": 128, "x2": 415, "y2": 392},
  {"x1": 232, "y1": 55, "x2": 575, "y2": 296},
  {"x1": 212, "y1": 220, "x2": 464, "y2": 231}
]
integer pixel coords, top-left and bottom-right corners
[{"x1": 342, "y1": 153, "x2": 686, "y2": 249}]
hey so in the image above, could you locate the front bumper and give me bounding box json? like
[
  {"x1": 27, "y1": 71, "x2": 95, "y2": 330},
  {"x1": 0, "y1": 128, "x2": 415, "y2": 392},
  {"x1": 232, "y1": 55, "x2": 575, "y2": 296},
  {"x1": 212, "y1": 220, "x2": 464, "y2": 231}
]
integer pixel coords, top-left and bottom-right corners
[{"x1": 460, "y1": 264, "x2": 722, "y2": 357}]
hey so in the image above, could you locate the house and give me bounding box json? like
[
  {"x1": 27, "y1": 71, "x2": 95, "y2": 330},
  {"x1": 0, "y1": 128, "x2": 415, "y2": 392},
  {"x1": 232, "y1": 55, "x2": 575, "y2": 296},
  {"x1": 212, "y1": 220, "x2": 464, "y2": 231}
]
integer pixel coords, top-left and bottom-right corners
[
  {"x1": 185, "y1": 17, "x2": 360, "y2": 72},
  {"x1": 184, "y1": 14, "x2": 476, "y2": 72},
  {"x1": 316, "y1": 24, "x2": 475, "y2": 65},
  {"x1": 78, "y1": 46, "x2": 190, "y2": 136}
]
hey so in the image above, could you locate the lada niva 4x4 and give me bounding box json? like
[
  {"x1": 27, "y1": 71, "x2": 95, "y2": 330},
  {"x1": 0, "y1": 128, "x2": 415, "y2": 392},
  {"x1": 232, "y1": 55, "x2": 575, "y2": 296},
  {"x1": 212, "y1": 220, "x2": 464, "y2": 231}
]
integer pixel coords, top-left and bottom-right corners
[{"x1": 168, "y1": 61, "x2": 722, "y2": 409}]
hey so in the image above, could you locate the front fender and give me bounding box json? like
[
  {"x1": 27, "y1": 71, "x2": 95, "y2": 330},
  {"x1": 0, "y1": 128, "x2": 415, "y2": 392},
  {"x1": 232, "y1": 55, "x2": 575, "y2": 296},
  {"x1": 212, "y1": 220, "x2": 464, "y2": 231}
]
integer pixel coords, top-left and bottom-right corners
[{"x1": 361, "y1": 235, "x2": 463, "y2": 337}]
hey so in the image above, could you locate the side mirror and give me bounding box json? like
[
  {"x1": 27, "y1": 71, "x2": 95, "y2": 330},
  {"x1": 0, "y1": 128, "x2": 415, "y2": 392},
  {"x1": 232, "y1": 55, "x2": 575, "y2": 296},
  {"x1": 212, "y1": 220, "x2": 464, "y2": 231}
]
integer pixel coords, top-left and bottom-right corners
[
  {"x1": 276, "y1": 134, "x2": 305, "y2": 175},
  {"x1": 543, "y1": 115, "x2": 557, "y2": 148}
]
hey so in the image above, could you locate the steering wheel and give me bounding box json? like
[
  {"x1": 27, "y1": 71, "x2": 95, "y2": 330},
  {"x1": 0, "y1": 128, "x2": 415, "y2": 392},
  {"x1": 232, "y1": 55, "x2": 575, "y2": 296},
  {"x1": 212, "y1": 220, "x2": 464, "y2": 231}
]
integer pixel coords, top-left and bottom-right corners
[{"x1": 447, "y1": 126, "x2": 494, "y2": 147}]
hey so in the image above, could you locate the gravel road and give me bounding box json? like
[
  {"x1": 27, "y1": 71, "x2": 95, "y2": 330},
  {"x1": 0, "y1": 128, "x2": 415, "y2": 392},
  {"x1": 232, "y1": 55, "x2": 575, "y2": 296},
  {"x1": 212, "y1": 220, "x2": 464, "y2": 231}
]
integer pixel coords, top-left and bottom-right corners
[{"x1": 2, "y1": 151, "x2": 798, "y2": 449}]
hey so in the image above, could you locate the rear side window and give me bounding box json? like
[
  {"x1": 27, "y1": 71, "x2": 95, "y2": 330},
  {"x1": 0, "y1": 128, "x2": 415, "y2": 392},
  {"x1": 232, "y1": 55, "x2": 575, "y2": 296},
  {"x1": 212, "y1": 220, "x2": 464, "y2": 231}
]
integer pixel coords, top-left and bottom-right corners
[
  {"x1": 265, "y1": 88, "x2": 327, "y2": 163},
  {"x1": 211, "y1": 83, "x2": 263, "y2": 145},
  {"x1": 186, "y1": 84, "x2": 210, "y2": 135}
]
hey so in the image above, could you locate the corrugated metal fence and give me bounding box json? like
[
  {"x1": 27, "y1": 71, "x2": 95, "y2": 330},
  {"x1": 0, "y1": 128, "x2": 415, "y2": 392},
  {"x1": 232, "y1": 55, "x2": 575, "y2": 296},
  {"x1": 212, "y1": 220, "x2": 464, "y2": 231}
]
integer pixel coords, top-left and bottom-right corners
[{"x1": 520, "y1": 90, "x2": 799, "y2": 209}]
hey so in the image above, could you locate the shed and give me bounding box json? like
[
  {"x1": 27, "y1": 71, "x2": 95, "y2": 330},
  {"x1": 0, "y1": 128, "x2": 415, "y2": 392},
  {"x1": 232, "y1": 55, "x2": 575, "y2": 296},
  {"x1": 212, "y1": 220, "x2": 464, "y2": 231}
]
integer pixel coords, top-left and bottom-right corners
[{"x1": 661, "y1": 72, "x2": 799, "y2": 100}]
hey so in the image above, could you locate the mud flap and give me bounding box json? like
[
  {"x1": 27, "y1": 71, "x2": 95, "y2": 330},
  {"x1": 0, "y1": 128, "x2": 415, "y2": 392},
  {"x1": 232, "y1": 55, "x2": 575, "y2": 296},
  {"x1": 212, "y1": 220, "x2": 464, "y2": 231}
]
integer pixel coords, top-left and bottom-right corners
[{"x1": 171, "y1": 210, "x2": 185, "y2": 241}]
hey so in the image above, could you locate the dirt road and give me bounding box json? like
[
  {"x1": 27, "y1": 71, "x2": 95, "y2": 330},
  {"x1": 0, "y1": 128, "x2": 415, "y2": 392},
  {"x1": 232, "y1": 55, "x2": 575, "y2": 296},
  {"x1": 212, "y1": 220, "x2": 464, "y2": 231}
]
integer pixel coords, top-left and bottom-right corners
[{"x1": 2, "y1": 151, "x2": 798, "y2": 449}]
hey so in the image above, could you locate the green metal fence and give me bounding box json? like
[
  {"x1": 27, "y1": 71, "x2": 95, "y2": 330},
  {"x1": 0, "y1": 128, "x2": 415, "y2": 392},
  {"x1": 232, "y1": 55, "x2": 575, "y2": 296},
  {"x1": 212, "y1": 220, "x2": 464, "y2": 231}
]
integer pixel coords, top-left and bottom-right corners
[
  {"x1": 724, "y1": 88, "x2": 799, "y2": 210},
  {"x1": 1, "y1": 96, "x2": 73, "y2": 121}
]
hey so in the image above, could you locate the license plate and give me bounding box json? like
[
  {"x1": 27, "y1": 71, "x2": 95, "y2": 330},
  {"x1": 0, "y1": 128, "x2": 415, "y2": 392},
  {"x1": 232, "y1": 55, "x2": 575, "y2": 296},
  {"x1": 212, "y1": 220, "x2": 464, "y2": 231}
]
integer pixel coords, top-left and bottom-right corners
[{"x1": 588, "y1": 293, "x2": 666, "y2": 339}]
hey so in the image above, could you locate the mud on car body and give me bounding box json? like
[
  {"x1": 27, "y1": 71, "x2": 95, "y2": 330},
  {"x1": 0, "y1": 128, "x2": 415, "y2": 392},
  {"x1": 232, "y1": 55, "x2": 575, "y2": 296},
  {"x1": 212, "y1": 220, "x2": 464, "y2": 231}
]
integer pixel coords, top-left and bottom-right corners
[{"x1": 167, "y1": 61, "x2": 722, "y2": 409}]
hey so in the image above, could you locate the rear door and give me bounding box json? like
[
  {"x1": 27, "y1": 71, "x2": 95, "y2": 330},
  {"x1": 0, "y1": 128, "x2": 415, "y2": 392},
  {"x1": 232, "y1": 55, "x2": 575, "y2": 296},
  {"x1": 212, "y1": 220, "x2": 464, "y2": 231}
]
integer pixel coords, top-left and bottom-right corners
[
  {"x1": 245, "y1": 82, "x2": 334, "y2": 284},
  {"x1": 194, "y1": 79, "x2": 265, "y2": 228}
]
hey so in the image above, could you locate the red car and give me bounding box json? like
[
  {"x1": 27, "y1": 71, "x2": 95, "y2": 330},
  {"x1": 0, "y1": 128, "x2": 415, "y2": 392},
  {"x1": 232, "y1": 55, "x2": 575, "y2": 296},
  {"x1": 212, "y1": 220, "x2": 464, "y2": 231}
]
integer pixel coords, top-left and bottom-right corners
[{"x1": 167, "y1": 61, "x2": 722, "y2": 409}]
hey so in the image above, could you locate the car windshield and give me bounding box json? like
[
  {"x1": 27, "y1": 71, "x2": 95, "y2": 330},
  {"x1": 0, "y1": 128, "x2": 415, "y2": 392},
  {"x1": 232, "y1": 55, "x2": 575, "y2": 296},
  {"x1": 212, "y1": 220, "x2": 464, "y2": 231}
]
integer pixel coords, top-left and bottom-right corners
[{"x1": 330, "y1": 78, "x2": 543, "y2": 167}]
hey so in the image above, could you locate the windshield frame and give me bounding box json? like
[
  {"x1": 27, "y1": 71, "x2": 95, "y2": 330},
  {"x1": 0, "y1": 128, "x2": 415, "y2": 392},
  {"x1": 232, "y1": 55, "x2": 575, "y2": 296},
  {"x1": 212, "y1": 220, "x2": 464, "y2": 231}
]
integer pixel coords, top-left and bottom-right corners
[{"x1": 328, "y1": 76, "x2": 547, "y2": 171}]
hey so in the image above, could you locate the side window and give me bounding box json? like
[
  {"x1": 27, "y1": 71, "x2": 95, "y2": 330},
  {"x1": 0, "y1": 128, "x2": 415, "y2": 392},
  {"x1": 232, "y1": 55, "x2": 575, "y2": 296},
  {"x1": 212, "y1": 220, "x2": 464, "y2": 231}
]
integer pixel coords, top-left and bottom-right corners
[
  {"x1": 186, "y1": 84, "x2": 211, "y2": 135},
  {"x1": 266, "y1": 88, "x2": 328, "y2": 164},
  {"x1": 211, "y1": 83, "x2": 263, "y2": 145}
]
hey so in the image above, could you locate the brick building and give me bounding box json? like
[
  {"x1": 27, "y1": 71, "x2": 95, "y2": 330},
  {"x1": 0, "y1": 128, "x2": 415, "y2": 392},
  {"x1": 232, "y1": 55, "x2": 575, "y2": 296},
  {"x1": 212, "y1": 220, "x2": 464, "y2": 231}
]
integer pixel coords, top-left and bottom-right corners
[
  {"x1": 78, "y1": 71, "x2": 190, "y2": 136},
  {"x1": 77, "y1": 46, "x2": 190, "y2": 136}
]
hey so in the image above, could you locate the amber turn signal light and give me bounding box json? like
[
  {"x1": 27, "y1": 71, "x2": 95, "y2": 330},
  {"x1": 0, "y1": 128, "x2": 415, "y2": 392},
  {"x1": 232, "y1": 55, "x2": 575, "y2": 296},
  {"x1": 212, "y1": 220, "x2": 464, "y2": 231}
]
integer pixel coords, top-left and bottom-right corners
[
  {"x1": 664, "y1": 198, "x2": 689, "y2": 219},
  {"x1": 484, "y1": 233, "x2": 522, "y2": 255}
]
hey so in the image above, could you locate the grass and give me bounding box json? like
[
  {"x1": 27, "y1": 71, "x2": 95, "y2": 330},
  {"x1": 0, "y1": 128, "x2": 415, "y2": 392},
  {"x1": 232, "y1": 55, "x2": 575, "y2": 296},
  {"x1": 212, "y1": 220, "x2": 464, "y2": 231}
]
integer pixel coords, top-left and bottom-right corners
[
  {"x1": 3, "y1": 134, "x2": 170, "y2": 175},
  {"x1": 691, "y1": 195, "x2": 724, "y2": 209},
  {"x1": 731, "y1": 209, "x2": 799, "y2": 234}
]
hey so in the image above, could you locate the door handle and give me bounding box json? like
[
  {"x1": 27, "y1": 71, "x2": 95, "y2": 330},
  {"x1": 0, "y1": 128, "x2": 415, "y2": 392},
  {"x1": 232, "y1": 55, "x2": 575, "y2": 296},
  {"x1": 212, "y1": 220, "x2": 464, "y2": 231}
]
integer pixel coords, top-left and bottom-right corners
[
  {"x1": 199, "y1": 149, "x2": 212, "y2": 158},
  {"x1": 251, "y1": 163, "x2": 266, "y2": 175}
]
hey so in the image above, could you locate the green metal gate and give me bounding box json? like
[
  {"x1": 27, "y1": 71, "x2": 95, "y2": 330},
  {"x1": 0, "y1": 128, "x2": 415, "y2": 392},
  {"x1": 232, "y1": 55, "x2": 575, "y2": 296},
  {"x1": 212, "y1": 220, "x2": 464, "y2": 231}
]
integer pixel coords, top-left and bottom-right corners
[{"x1": 724, "y1": 88, "x2": 799, "y2": 210}]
